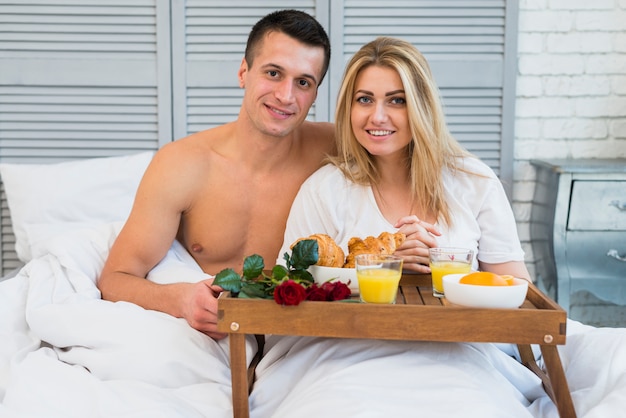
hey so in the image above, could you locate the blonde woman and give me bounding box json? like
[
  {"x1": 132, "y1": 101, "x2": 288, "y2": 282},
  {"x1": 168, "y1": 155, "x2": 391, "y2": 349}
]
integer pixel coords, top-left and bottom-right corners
[{"x1": 279, "y1": 36, "x2": 529, "y2": 280}]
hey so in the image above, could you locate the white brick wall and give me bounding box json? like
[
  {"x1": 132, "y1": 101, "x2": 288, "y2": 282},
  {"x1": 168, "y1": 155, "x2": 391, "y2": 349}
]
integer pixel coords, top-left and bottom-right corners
[{"x1": 514, "y1": 0, "x2": 626, "y2": 278}]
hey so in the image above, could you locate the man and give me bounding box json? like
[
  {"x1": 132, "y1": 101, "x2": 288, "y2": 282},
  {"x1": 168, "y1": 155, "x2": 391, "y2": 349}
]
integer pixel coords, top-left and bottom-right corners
[{"x1": 97, "y1": 10, "x2": 334, "y2": 340}]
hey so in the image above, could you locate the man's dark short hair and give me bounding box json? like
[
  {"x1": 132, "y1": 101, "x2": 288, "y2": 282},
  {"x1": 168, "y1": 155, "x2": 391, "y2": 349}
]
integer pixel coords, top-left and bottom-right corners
[{"x1": 244, "y1": 9, "x2": 331, "y2": 85}]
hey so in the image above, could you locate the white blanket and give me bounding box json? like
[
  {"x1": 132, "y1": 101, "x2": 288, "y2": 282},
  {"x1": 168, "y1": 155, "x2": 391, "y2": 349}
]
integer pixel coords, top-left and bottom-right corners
[{"x1": 1, "y1": 223, "x2": 625, "y2": 417}]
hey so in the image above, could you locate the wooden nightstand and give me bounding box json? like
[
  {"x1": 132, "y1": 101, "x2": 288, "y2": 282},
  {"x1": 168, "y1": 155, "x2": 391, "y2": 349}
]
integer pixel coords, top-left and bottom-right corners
[{"x1": 530, "y1": 159, "x2": 626, "y2": 326}]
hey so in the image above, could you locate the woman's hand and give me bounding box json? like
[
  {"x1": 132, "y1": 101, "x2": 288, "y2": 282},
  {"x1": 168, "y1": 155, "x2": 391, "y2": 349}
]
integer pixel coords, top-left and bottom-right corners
[{"x1": 393, "y1": 215, "x2": 441, "y2": 273}]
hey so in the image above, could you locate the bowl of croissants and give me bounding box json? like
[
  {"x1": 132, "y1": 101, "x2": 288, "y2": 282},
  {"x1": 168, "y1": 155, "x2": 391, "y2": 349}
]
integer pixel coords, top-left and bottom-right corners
[{"x1": 291, "y1": 232, "x2": 406, "y2": 295}]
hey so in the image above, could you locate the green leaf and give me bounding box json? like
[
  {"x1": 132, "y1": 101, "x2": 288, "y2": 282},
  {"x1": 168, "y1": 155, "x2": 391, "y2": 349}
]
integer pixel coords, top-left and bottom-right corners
[
  {"x1": 213, "y1": 268, "x2": 243, "y2": 293},
  {"x1": 271, "y1": 265, "x2": 289, "y2": 281},
  {"x1": 282, "y1": 251, "x2": 291, "y2": 267},
  {"x1": 289, "y1": 239, "x2": 319, "y2": 270},
  {"x1": 242, "y1": 254, "x2": 265, "y2": 280},
  {"x1": 240, "y1": 282, "x2": 271, "y2": 299},
  {"x1": 289, "y1": 268, "x2": 315, "y2": 284}
]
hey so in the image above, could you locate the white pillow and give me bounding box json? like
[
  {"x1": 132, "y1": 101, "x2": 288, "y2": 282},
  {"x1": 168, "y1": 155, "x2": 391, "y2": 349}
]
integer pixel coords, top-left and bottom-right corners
[{"x1": 0, "y1": 151, "x2": 154, "y2": 262}]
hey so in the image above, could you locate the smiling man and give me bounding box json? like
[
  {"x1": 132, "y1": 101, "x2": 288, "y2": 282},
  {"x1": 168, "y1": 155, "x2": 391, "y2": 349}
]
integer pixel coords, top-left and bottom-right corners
[{"x1": 97, "y1": 10, "x2": 334, "y2": 340}]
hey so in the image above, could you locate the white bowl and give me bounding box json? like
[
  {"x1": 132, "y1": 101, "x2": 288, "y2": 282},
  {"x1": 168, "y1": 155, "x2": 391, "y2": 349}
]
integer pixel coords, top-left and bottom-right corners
[
  {"x1": 442, "y1": 273, "x2": 529, "y2": 308},
  {"x1": 308, "y1": 265, "x2": 358, "y2": 294}
]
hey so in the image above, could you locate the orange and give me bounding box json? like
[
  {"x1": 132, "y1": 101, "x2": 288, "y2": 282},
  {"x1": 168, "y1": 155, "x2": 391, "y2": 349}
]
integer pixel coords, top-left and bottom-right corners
[
  {"x1": 459, "y1": 271, "x2": 509, "y2": 286},
  {"x1": 500, "y1": 275, "x2": 515, "y2": 285}
]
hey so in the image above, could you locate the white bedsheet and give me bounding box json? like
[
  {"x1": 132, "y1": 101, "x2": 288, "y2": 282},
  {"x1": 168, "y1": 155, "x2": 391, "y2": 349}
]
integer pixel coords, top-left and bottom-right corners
[{"x1": 0, "y1": 223, "x2": 624, "y2": 417}]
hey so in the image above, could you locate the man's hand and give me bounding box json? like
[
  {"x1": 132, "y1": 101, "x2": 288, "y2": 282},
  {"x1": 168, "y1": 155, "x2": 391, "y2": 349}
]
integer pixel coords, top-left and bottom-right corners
[{"x1": 181, "y1": 279, "x2": 228, "y2": 340}]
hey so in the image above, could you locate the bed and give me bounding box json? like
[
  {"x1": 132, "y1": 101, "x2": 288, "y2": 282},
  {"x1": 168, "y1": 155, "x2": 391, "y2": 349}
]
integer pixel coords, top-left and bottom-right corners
[{"x1": 0, "y1": 152, "x2": 625, "y2": 418}]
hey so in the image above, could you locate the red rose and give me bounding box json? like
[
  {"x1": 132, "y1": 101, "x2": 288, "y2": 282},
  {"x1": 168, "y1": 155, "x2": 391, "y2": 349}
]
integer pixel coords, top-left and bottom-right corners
[
  {"x1": 273, "y1": 280, "x2": 307, "y2": 305},
  {"x1": 329, "y1": 281, "x2": 351, "y2": 301},
  {"x1": 305, "y1": 283, "x2": 327, "y2": 301},
  {"x1": 320, "y1": 281, "x2": 352, "y2": 301}
]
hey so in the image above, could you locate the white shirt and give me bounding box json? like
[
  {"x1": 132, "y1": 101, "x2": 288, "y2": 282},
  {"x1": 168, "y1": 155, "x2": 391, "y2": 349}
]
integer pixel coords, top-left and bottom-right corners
[{"x1": 278, "y1": 157, "x2": 525, "y2": 270}]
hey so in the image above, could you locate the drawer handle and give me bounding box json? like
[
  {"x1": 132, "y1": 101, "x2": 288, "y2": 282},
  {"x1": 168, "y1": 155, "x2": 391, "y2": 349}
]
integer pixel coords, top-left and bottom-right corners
[
  {"x1": 609, "y1": 200, "x2": 626, "y2": 211},
  {"x1": 607, "y1": 249, "x2": 626, "y2": 262}
]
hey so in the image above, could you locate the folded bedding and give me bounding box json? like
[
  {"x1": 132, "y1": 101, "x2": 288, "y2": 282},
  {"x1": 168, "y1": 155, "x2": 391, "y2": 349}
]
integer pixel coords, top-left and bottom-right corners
[{"x1": 0, "y1": 222, "x2": 624, "y2": 418}]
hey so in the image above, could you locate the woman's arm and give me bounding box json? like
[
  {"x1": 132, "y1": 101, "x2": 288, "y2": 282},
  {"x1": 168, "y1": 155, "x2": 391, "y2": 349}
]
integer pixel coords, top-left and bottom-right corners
[{"x1": 478, "y1": 260, "x2": 531, "y2": 281}]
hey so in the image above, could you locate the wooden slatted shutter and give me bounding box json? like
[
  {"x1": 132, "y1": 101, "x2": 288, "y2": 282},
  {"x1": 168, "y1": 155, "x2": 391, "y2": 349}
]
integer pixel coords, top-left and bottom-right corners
[
  {"x1": 0, "y1": 0, "x2": 172, "y2": 273},
  {"x1": 0, "y1": 0, "x2": 518, "y2": 275}
]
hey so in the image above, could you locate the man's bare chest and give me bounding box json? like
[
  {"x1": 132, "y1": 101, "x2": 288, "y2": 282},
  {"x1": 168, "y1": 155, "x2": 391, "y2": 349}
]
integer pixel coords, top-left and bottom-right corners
[{"x1": 178, "y1": 186, "x2": 294, "y2": 273}]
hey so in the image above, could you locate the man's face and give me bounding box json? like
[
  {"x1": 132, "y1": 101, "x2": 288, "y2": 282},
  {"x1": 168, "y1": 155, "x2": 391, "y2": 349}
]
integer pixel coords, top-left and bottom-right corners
[{"x1": 238, "y1": 31, "x2": 325, "y2": 138}]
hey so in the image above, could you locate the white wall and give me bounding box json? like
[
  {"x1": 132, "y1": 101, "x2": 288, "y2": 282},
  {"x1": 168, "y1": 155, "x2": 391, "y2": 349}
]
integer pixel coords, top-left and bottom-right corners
[{"x1": 513, "y1": 0, "x2": 626, "y2": 277}]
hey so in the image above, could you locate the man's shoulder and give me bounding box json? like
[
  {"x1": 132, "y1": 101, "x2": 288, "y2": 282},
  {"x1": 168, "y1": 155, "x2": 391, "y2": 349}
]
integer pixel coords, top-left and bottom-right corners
[
  {"x1": 157, "y1": 125, "x2": 227, "y2": 159},
  {"x1": 148, "y1": 134, "x2": 214, "y2": 181},
  {"x1": 172, "y1": 126, "x2": 220, "y2": 146},
  {"x1": 302, "y1": 120, "x2": 333, "y2": 131},
  {"x1": 300, "y1": 121, "x2": 334, "y2": 140},
  {"x1": 299, "y1": 121, "x2": 335, "y2": 154},
  {"x1": 153, "y1": 139, "x2": 199, "y2": 166}
]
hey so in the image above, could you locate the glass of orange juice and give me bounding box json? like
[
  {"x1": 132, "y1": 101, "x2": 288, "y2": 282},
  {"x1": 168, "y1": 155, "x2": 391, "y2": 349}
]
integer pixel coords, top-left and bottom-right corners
[
  {"x1": 428, "y1": 247, "x2": 474, "y2": 298},
  {"x1": 355, "y1": 254, "x2": 404, "y2": 304}
]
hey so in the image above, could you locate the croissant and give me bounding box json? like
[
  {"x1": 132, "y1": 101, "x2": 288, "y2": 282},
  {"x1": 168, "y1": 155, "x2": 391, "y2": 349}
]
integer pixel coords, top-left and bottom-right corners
[
  {"x1": 291, "y1": 233, "x2": 346, "y2": 268},
  {"x1": 343, "y1": 231, "x2": 406, "y2": 268}
]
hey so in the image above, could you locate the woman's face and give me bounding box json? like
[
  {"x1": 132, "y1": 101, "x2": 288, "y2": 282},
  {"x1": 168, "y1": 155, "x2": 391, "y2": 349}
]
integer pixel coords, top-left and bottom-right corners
[{"x1": 350, "y1": 65, "x2": 412, "y2": 160}]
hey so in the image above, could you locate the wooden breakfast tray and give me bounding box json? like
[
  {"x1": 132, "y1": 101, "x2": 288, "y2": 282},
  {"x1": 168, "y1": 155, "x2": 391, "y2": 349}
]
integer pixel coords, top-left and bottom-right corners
[{"x1": 217, "y1": 274, "x2": 576, "y2": 418}]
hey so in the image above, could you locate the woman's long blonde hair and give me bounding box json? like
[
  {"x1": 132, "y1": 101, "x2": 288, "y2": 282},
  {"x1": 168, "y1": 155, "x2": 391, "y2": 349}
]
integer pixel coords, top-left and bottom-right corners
[{"x1": 330, "y1": 36, "x2": 474, "y2": 226}]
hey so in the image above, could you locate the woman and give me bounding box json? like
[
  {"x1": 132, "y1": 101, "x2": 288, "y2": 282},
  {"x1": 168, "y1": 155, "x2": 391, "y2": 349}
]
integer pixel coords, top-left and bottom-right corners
[
  {"x1": 278, "y1": 36, "x2": 530, "y2": 279},
  {"x1": 255, "y1": 37, "x2": 544, "y2": 417}
]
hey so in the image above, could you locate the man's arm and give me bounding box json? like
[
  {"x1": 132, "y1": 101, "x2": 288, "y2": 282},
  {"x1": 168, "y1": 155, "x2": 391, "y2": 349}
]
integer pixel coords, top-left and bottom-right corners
[{"x1": 97, "y1": 145, "x2": 226, "y2": 339}]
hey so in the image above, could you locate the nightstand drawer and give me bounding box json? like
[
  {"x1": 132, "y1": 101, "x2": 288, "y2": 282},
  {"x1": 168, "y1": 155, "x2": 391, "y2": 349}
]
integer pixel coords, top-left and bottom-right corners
[
  {"x1": 568, "y1": 180, "x2": 626, "y2": 230},
  {"x1": 566, "y1": 231, "x2": 626, "y2": 279},
  {"x1": 566, "y1": 231, "x2": 626, "y2": 305}
]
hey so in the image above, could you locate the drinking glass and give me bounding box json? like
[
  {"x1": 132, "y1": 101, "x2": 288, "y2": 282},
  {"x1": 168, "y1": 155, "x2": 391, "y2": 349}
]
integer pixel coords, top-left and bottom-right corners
[
  {"x1": 428, "y1": 248, "x2": 474, "y2": 298},
  {"x1": 355, "y1": 254, "x2": 404, "y2": 304}
]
